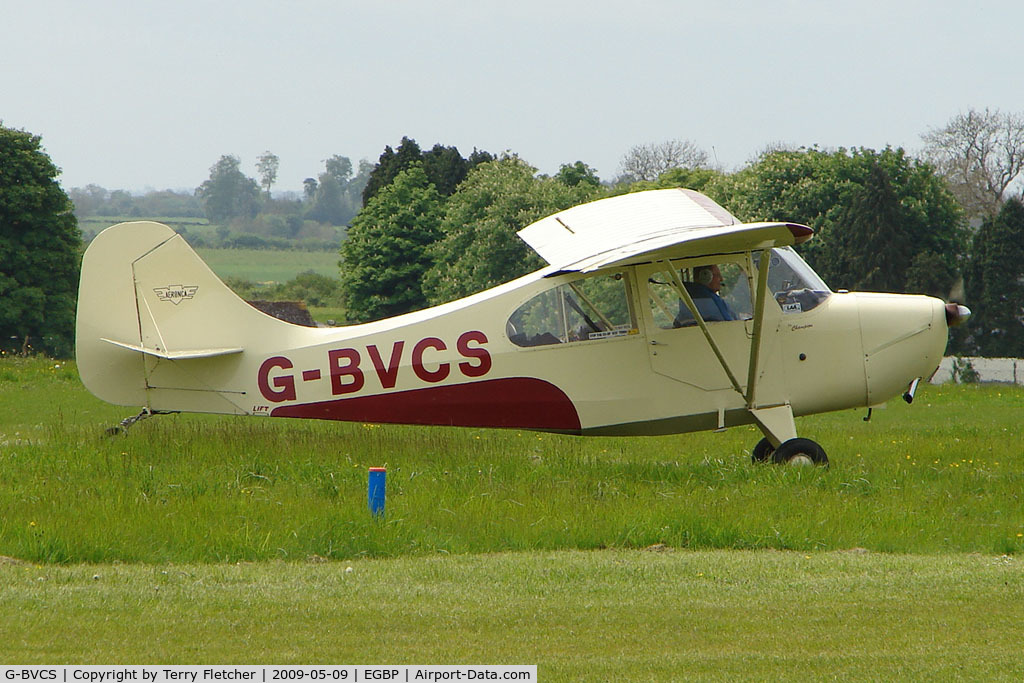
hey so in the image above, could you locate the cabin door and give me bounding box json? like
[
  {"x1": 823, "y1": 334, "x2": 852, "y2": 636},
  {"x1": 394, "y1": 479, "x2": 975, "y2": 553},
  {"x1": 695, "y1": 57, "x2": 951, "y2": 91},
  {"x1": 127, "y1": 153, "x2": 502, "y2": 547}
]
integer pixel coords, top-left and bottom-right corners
[{"x1": 641, "y1": 259, "x2": 756, "y2": 392}]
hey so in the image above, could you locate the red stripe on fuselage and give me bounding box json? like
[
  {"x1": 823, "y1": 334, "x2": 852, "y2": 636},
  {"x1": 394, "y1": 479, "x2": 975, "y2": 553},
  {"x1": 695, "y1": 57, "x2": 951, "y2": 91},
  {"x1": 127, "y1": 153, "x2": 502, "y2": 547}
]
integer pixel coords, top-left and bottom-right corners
[{"x1": 270, "y1": 377, "x2": 581, "y2": 432}]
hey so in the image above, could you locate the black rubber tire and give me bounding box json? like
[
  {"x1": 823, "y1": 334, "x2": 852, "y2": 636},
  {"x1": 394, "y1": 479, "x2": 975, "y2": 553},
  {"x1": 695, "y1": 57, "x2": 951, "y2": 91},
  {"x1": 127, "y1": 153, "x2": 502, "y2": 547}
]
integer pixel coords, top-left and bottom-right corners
[
  {"x1": 771, "y1": 438, "x2": 829, "y2": 468},
  {"x1": 751, "y1": 437, "x2": 775, "y2": 463}
]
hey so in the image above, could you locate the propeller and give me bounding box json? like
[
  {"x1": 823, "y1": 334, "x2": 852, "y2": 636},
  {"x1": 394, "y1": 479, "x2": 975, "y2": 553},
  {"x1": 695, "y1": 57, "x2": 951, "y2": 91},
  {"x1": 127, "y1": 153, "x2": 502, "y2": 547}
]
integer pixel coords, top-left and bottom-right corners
[{"x1": 945, "y1": 303, "x2": 971, "y2": 327}]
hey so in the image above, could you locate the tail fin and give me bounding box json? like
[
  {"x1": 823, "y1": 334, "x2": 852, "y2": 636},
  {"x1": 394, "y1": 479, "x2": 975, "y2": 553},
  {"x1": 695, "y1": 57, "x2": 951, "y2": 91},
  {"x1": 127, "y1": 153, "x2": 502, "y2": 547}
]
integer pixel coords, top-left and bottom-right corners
[{"x1": 76, "y1": 221, "x2": 310, "y2": 414}]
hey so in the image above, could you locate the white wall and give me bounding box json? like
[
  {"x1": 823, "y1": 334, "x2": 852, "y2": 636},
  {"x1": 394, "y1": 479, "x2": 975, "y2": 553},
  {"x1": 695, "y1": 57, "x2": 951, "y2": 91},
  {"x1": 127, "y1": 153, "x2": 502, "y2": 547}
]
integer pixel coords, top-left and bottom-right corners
[{"x1": 930, "y1": 357, "x2": 1024, "y2": 384}]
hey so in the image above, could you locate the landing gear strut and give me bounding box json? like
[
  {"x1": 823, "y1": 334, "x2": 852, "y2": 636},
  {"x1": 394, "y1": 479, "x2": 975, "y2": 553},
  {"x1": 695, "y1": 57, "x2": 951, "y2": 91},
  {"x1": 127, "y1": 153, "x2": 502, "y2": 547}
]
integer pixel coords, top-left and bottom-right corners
[{"x1": 749, "y1": 404, "x2": 828, "y2": 467}]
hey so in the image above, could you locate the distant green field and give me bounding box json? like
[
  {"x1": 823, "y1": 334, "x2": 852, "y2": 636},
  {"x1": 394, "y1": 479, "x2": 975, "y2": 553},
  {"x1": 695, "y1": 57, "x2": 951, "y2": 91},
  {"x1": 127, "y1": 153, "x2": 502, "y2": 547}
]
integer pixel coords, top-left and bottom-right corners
[
  {"x1": 196, "y1": 247, "x2": 339, "y2": 283},
  {"x1": 79, "y1": 220, "x2": 341, "y2": 284}
]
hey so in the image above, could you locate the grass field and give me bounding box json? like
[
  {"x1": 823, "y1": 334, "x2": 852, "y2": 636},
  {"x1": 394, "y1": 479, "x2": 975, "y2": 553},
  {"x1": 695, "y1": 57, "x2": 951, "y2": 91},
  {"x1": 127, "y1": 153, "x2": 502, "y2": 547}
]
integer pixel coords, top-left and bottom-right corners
[
  {"x1": 3, "y1": 357, "x2": 1021, "y2": 562},
  {"x1": 1, "y1": 356, "x2": 1023, "y2": 675},
  {"x1": 3, "y1": 551, "x2": 1022, "y2": 678}
]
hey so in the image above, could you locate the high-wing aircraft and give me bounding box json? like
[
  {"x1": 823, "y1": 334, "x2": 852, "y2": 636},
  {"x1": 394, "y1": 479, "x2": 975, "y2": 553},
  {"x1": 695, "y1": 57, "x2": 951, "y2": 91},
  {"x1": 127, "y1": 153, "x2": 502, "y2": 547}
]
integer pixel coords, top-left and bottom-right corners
[{"x1": 76, "y1": 189, "x2": 970, "y2": 466}]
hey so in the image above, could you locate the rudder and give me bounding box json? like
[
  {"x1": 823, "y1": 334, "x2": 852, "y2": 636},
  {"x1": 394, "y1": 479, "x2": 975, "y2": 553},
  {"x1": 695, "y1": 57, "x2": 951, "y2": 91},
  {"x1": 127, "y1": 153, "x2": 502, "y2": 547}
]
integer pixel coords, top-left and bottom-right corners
[{"x1": 76, "y1": 221, "x2": 303, "y2": 414}]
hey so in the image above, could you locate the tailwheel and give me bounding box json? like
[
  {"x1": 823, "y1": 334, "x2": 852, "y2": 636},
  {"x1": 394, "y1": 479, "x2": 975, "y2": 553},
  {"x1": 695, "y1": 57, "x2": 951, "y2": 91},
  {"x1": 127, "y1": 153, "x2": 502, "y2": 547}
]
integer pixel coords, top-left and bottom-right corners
[
  {"x1": 771, "y1": 438, "x2": 828, "y2": 468},
  {"x1": 751, "y1": 437, "x2": 774, "y2": 463}
]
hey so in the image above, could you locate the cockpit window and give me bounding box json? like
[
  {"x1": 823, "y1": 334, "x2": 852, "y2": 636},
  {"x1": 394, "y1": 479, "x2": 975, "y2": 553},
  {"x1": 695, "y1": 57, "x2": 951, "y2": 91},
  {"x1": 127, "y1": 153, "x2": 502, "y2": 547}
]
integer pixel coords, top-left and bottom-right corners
[
  {"x1": 508, "y1": 272, "x2": 636, "y2": 347},
  {"x1": 756, "y1": 247, "x2": 831, "y2": 314},
  {"x1": 648, "y1": 260, "x2": 753, "y2": 329}
]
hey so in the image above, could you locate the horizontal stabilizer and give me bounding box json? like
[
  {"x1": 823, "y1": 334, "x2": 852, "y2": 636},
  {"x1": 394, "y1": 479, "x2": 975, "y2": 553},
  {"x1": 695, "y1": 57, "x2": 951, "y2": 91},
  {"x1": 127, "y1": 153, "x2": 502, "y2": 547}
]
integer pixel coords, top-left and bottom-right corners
[{"x1": 100, "y1": 338, "x2": 244, "y2": 360}]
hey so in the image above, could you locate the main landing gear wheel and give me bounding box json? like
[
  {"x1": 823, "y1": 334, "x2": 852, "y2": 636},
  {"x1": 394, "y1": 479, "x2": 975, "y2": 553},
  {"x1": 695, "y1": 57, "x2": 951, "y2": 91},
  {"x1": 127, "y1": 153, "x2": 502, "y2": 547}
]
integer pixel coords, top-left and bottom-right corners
[
  {"x1": 771, "y1": 438, "x2": 829, "y2": 468},
  {"x1": 751, "y1": 437, "x2": 775, "y2": 463}
]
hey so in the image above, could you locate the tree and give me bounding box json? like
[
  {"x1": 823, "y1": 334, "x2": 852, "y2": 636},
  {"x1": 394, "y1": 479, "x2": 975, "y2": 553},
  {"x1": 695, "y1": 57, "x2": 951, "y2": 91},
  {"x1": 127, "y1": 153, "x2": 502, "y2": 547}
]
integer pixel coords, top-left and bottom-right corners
[
  {"x1": 305, "y1": 155, "x2": 368, "y2": 226},
  {"x1": 617, "y1": 139, "x2": 709, "y2": 182},
  {"x1": 555, "y1": 161, "x2": 601, "y2": 188},
  {"x1": 107, "y1": 189, "x2": 135, "y2": 215},
  {"x1": 339, "y1": 165, "x2": 444, "y2": 322},
  {"x1": 713, "y1": 147, "x2": 966, "y2": 296},
  {"x1": 625, "y1": 166, "x2": 725, "y2": 194},
  {"x1": 362, "y1": 137, "x2": 493, "y2": 204},
  {"x1": 67, "y1": 184, "x2": 108, "y2": 217},
  {"x1": 422, "y1": 156, "x2": 603, "y2": 305},
  {"x1": 921, "y1": 108, "x2": 1024, "y2": 219},
  {"x1": 350, "y1": 159, "x2": 374, "y2": 202},
  {"x1": 421, "y1": 143, "x2": 480, "y2": 196},
  {"x1": 819, "y1": 163, "x2": 912, "y2": 292},
  {"x1": 303, "y1": 177, "x2": 318, "y2": 200},
  {"x1": 961, "y1": 199, "x2": 1024, "y2": 356},
  {"x1": 0, "y1": 124, "x2": 82, "y2": 357},
  {"x1": 325, "y1": 154, "x2": 353, "y2": 184},
  {"x1": 361, "y1": 137, "x2": 424, "y2": 204},
  {"x1": 307, "y1": 173, "x2": 347, "y2": 225},
  {"x1": 196, "y1": 155, "x2": 261, "y2": 223},
  {"x1": 904, "y1": 250, "x2": 958, "y2": 302},
  {"x1": 256, "y1": 151, "x2": 280, "y2": 198}
]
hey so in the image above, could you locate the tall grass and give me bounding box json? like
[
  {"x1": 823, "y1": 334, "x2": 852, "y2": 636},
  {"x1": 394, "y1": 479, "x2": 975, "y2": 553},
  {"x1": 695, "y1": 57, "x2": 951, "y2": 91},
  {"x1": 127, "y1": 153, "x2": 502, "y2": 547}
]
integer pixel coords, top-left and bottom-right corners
[{"x1": 1, "y1": 356, "x2": 1022, "y2": 563}]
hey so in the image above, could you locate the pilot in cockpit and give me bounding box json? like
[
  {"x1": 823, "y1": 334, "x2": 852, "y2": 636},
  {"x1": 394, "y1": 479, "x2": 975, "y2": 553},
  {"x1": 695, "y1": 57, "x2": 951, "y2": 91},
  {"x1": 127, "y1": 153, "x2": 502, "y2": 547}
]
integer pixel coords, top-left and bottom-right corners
[{"x1": 675, "y1": 264, "x2": 737, "y2": 325}]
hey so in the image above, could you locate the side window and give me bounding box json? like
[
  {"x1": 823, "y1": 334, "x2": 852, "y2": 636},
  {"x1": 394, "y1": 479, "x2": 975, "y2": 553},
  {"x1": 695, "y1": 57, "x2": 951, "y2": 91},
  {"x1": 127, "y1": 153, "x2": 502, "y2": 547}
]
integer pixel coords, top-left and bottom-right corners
[
  {"x1": 508, "y1": 272, "x2": 636, "y2": 347},
  {"x1": 648, "y1": 261, "x2": 752, "y2": 329}
]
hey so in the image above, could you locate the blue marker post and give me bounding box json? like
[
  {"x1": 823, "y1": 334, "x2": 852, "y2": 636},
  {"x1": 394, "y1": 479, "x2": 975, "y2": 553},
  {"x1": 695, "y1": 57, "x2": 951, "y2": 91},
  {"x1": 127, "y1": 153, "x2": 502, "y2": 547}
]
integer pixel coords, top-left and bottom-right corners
[{"x1": 368, "y1": 467, "x2": 386, "y2": 517}]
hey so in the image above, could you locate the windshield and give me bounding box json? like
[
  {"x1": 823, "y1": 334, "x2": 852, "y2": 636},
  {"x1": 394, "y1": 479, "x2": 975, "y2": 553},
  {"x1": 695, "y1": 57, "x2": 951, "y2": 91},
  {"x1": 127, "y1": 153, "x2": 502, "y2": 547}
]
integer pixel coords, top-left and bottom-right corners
[{"x1": 756, "y1": 247, "x2": 831, "y2": 314}]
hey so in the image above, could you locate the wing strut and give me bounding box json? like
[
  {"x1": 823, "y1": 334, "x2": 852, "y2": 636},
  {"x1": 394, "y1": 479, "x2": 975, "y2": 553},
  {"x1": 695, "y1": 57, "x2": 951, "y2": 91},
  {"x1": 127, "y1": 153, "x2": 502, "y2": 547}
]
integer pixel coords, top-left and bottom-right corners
[{"x1": 744, "y1": 250, "x2": 771, "y2": 407}]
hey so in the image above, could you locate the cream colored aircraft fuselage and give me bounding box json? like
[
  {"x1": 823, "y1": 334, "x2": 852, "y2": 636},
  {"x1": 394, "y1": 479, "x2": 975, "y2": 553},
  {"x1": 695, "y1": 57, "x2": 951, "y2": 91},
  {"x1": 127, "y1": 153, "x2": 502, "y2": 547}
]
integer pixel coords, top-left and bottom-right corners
[{"x1": 76, "y1": 190, "x2": 964, "y2": 465}]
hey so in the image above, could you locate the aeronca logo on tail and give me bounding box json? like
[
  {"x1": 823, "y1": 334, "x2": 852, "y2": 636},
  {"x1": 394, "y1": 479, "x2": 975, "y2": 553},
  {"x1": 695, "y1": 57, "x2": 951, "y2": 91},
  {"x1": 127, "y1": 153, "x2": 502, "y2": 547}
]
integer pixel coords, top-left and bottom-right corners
[{"x1": 153, "y1": 285, "x2": 199, "y2": 304}]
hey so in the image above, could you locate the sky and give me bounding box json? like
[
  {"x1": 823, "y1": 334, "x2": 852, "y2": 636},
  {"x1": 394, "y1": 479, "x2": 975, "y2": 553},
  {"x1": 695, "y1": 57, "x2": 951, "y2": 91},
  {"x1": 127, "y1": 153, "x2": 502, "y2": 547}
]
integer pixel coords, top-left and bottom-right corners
[{"x1": 3, "y1": 0, "x2": 1023, "y2": 194}]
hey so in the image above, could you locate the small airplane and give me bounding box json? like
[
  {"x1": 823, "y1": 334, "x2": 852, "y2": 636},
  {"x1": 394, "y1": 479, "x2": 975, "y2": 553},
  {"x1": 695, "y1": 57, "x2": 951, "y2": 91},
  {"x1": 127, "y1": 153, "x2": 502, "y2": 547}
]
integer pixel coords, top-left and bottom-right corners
[{"x1": 76, "y1": 188, "x2": 970, "y2": 466}]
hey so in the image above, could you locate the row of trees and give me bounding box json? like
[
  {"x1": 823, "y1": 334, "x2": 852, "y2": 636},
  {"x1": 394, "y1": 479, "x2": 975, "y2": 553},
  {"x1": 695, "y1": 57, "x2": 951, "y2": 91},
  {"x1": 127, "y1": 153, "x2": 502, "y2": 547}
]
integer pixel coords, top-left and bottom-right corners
[
  {"x1": 69, "y1": 184, "x2": 204, "y2": 218},
  {"x1": 190, "y1": 140, "x2": 504, "y2": 230},
  {"x1": 70, "y1": 152, "x2": 376, "y2": 244},
  {"x1": 195, "y1": 152, "x2": 372, "y2": 231},
  {"x1": 339, "y1": 144, "x2": 965, "y2": 318},
  {"x1": 4, "y1": 107, "x2": 1024, "y2": 358},
  {"x1": 342, "y1": 110, "x2": 1024, "y2": 357}
]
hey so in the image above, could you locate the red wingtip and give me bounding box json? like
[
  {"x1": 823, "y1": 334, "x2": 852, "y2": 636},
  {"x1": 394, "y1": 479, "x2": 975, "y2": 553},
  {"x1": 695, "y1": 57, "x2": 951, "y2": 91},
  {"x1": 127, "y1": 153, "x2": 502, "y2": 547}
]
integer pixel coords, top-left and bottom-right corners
[{"x1": 787, "y1": 223, "x2": 814, "y2": 244}]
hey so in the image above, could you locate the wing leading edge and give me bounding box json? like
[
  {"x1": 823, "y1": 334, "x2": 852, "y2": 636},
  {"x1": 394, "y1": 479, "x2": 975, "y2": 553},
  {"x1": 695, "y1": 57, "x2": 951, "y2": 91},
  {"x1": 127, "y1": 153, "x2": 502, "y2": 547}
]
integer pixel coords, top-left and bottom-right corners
[{"x1": 517, "y1": 188, "x2": 813, "y2": 273}]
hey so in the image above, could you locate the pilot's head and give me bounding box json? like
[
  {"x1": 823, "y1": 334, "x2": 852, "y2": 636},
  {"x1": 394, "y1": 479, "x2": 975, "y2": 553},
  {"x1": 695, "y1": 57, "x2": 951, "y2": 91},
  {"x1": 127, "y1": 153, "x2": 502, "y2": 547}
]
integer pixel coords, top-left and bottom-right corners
[{"x1": 694, "y1": 265, "x2": 722, "y2": 292}]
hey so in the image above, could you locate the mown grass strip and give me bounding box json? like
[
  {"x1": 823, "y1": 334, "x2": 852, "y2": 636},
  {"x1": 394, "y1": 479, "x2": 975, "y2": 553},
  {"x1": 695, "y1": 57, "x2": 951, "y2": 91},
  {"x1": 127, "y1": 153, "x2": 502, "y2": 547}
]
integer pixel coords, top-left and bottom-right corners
[{"x1": 1, "y1": 550, "x2": 1022, "y2": 680}]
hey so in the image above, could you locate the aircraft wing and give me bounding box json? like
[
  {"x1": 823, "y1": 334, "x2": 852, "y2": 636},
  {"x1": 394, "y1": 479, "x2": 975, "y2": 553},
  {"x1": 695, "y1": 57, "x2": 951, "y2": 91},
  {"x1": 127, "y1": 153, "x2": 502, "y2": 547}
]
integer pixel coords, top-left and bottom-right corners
[{"x1": 517, "y1": 188, "x2": 813, "y2": 273}]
